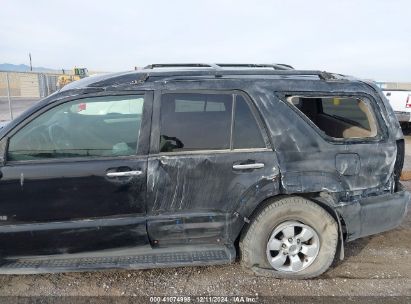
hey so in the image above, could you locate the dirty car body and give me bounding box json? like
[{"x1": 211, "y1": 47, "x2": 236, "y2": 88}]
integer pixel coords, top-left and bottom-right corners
[{"x1": 0, "y1": 64, "x2": 408, "y2": 277}]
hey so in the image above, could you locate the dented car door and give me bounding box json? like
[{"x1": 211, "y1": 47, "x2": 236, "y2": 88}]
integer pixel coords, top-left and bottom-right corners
[{"x1": 146, "y1": 90, "x2": 280, "y2": 246}]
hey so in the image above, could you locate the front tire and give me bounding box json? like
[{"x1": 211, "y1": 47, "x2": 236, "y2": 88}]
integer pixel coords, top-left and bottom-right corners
[{"x1": 240, "y1": 196, "x2": 338, "y2": 279}]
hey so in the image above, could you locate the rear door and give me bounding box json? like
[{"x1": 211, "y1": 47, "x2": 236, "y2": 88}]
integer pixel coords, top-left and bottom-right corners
[
  {"x1": 0, "y1": 92, "x2": 152, "y2": 256},
  {"x1": 146, "y1": 90, "x2": 280, "y2": 247}
]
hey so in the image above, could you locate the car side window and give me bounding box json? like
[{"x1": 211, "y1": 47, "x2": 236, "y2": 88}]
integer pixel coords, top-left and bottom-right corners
[
  {"x1": 287, "y1": 95, "x2": 378, "y2": 139},
  {"x1": 7, "y1": 95, "x2": 144, "y2": 161},
  {"x1": 160, "y1": 93, "x2": 232, "y2": 152},
  {"x1": 321, "y1": 97, "x2": 371, "y2": 130},
  {"x1": 159, "y1": 92, "x2": 267, "y2": 153},
  {"x1": 233, "y1": 95, "x2": 266, "y2": 149}
]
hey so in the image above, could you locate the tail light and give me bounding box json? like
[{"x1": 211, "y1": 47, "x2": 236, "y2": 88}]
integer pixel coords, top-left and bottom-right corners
[
  {"x1": 393, "y1": 139, "x2": 405, "y2": 191},
  {"x1": 406, "y1": 95, "x2": 411, "y2": 108}
]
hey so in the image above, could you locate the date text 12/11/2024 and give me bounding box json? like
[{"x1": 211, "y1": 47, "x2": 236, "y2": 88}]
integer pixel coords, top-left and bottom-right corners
[{"x1": 149, "y1": 296, "x2": 258, "y2": 303}]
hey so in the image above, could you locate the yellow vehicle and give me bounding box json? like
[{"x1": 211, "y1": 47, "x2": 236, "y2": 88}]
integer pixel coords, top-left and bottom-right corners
[{"x1": 57, "y1": 67, "x2": 89, "y2": 89}]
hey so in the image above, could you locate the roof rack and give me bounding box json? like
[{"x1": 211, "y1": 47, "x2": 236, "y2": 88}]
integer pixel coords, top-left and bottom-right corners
[
  {"x1": 274, "y1": 64, "x2": 294, "y2": 69},
  {"x1": 139, "y1": 64, "x2": 339, "y2": 82},
  {"x1": 144, "y1": 63, "x2": 294, "y2": 70},
  {"x1": 215, "y1": 63, "x2": 294, "y2": 70},
  {"x1": 144, "y1": 63, "x2": 220, "y2": 69},
  {"x1": 152, "y1": 70, "x2": 337, "y2": 81}
]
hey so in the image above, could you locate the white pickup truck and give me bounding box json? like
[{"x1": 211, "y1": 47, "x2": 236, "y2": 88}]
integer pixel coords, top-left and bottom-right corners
[{"x1": 382, "y1": 90, "x2": 411, "y2": 125}]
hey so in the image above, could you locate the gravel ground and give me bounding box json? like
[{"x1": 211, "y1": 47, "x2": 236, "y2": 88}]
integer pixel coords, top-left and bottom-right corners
[
  {"x1": 0, "y1": 131, "x2": 410, "y2": 299},
  {"x1": 0, "y1": 212, "x2": 410, "y2": 297}
]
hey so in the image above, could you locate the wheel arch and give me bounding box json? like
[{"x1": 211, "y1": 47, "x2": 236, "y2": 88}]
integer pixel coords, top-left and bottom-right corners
[{"x1": 235, "y1": 193, "x2": 346, "y2": 260}]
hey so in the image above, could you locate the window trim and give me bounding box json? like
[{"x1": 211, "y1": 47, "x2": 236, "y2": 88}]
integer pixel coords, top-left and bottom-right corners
[
  {"x1": 4, "y1": 91, "x2": 153, "y2": 165},
  {"x1": 279, "y1": 91, "x2": 387, "y2": 144},
  {"x1": 229, "y1": 94, "x2": 235, "y2": 150},
  {"x1": 152, "y1": 89, "x2": 271, "y2": 155}
]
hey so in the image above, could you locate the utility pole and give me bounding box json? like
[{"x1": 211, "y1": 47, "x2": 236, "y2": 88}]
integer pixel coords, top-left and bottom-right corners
[{"x1": 29, "y1": 53, "x2": 32, "y2": 71}]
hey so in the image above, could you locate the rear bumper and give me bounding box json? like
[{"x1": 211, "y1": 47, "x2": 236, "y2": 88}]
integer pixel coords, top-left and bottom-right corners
[
  {"x1": 336, "y1": 188, "x2": 410, "y2": 242},
  {"x1": 394, "y1": 111, "x2": 411, "y2": 122}
]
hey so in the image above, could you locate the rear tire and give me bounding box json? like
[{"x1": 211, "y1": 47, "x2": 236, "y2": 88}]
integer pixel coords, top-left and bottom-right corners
[{"x1": 240, "y1": 196, "x2": 338, "y2": 279}]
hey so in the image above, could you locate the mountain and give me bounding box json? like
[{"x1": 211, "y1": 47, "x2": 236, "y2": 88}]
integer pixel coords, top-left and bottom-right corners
[{"x1": 0, "y1": 63, "x2": 62, "y2": 73}]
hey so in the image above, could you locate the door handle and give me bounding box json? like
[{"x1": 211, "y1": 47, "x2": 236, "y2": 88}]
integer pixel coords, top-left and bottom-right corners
[
  {"x1": 106, "y1": 170, "x2": 142, "y2": 177},
  {"x1": 233, "y1": 163, "x2": 264, "y2": 170}
]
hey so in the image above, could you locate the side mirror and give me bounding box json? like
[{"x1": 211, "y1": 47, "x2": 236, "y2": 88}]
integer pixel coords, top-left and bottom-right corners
[{"x1": 0, "y1": 137, "x2": 9, "y2": 167}]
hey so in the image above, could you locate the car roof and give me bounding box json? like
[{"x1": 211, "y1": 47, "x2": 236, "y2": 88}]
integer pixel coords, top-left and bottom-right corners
[{"x1": 60, "y1": 63, "x2": 355, "y2": 92}]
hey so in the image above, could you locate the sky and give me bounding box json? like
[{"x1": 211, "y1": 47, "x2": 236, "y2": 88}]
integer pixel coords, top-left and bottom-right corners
[{"x1": 1, "y1": 0, "x2": 410, "y2": 81}]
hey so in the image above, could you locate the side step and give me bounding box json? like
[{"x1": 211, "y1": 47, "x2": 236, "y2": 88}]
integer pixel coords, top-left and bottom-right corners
[{"x1": 0, "y1": 245, "x2": 236, "y2": 274}]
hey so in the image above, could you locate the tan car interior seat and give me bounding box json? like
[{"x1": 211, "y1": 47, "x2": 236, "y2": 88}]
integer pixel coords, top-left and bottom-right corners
[{"x1": 289, "y1": 97, "x2": 377, "y2": 139}]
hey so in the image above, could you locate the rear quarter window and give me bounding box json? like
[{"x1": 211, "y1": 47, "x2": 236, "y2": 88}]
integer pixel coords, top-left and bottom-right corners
[
  {"x1": 287, "y1": 95, "x2": 378, "y2": 139},
  {"x1": 321, "y1": 97, "x2": 370, "y2": 130}
]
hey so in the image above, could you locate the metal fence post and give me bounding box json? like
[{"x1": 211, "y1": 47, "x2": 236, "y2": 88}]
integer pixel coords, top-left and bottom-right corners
[
  {"x1": 6, "y1": 72, "x2": 13, "y2": 120},
  {"x1": 39, "y1": 74, "x2": 45, "y2": 98},
  {"x1": 45, "y1": 74, "x2": 50, "y2": 96}
]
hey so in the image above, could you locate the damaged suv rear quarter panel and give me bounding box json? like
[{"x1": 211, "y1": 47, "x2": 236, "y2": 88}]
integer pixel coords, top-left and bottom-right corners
[
  {"x1": 244, "y1": 79, "x2": 404, "y2": 241},
  {"x1": 250, "y1": 80, "x2": 395, "y2": 190}
]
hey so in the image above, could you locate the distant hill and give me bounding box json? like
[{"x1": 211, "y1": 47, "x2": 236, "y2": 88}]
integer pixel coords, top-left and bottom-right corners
[{"x1": 0, "y1": 63, "x2": 62, "y2": 73}]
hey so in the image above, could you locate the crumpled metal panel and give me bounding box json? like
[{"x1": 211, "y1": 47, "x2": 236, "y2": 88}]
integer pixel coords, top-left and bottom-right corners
[
  {"x1": 146, "y1": 151, "x2": 280, "y2": 245},
  {"x1": 242, "y1": 79, "x2": 400, "y2": 194}
]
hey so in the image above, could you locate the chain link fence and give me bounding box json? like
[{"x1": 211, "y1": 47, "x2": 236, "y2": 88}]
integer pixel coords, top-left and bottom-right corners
[{"x1": 0, "y1": 71, "x2": 63, "y2": 121}]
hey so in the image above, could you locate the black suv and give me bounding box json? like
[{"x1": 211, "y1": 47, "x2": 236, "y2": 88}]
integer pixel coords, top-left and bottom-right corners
[{"x1": 0, "y1": 64, "x2": 408, "y2": 279}]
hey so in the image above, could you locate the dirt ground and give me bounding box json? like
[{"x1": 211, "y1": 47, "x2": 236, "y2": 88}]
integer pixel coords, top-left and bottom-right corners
[{"x1": 0, "y1": 135, "x2": 410, "y2": 298}]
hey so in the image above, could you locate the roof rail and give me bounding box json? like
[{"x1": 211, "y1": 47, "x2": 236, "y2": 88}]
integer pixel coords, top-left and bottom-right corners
[
  {"x1": 275, "y1": 64, "x2": 294, "y2": 70},
  {"x1": 141, "y1": 64, "x2": 338, "y2": 82},
  {"x1": 150, "y1": 70, "x2": 337, "y2": 81},
  {"x1": 216, "y1": 63, "x2": 294, "y2": 70},
  {"x1": 144, "y1": 63, "x2": 220, "y2": 69},
  {"x1": 144, "y1": 63, "x2": 294, "y2": 70}
]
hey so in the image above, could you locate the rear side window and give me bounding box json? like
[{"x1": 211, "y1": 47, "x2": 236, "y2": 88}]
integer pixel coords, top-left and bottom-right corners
[
  {"x1": 160, "y1": 93, "x2": 232, "y2": 152},
  {"x1": 233, "y1": 95, "x2": 265, "y2": 149},
  {"x1": 175, "y1": 99, "x2": 226, "y2": 112},
  {"x1": 287, "y1": 95, "x2": 378, "y2": 139},
  {"x1": 160, "y1": 93, "x2": 266, "y2": 153}
]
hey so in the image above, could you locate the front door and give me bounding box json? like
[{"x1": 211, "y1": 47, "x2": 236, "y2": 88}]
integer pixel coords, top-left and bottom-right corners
[
  {"x1": 0, "y1": 92, "x2": 152, "y2": 256},
  {"x1": 146, "y1": 90, "x2": 280, "y2": 247}
]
